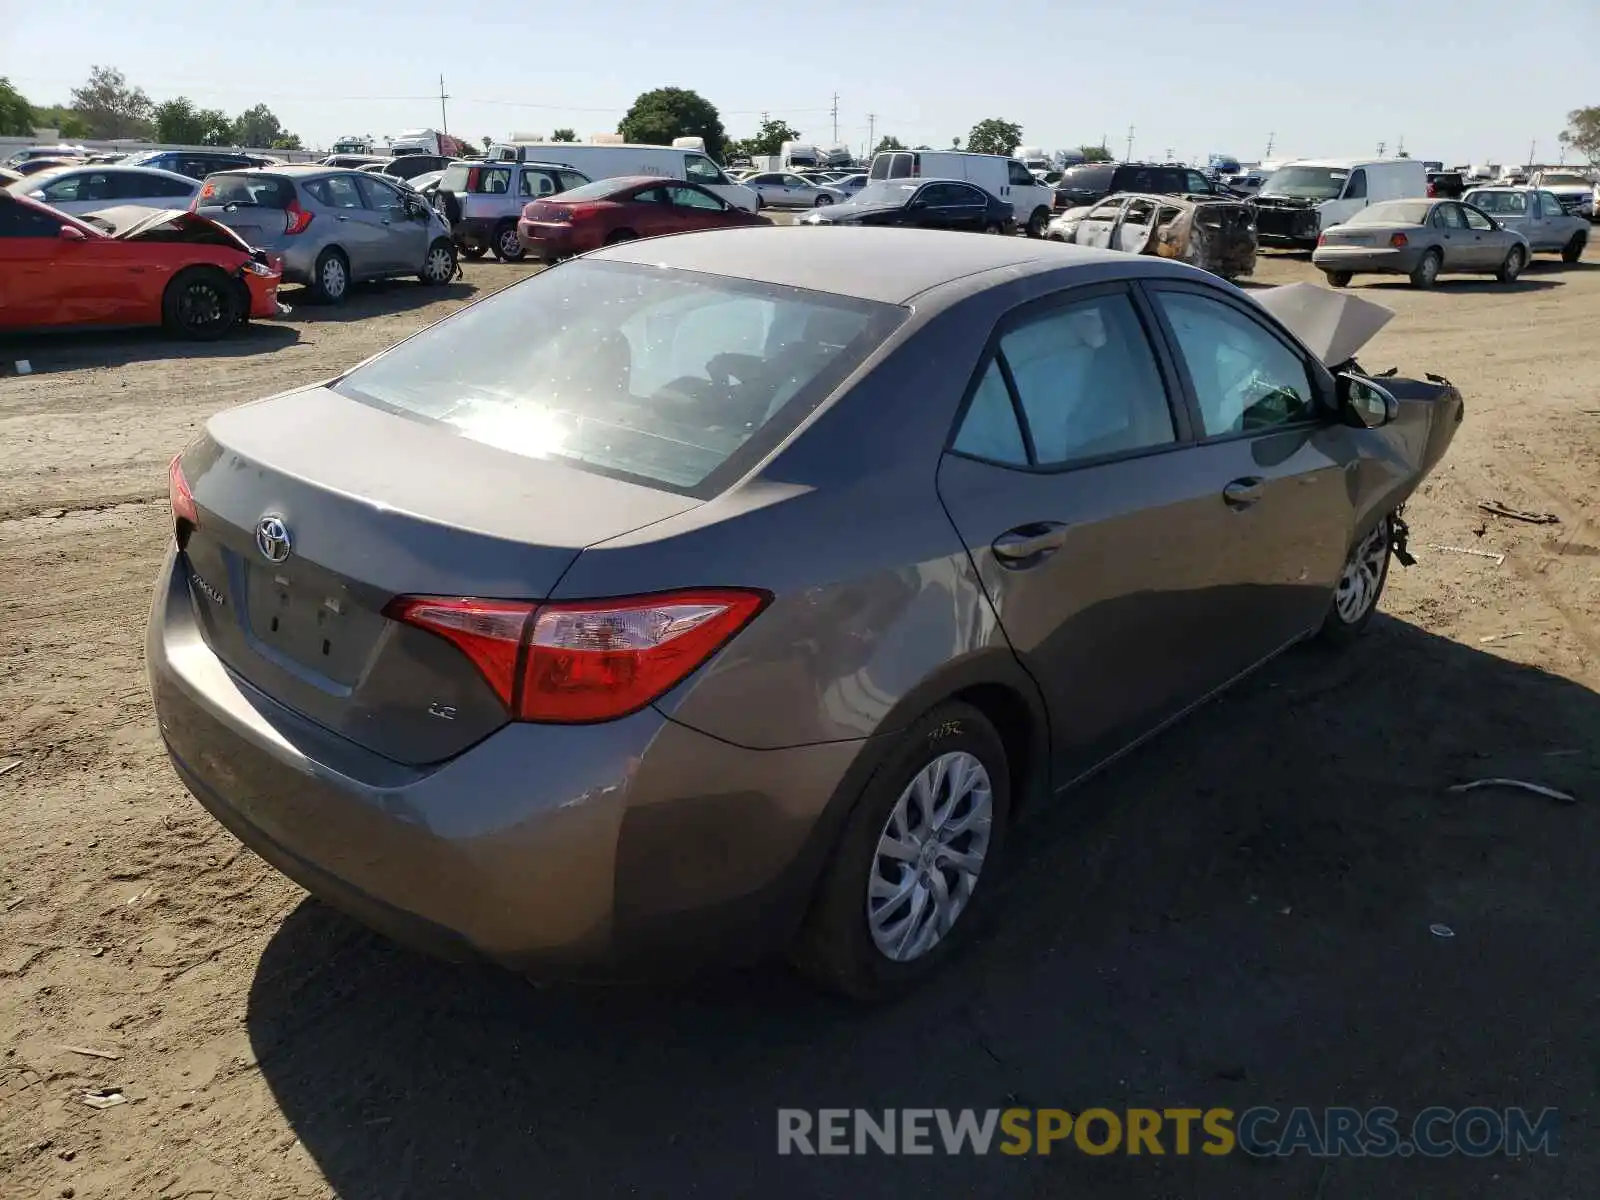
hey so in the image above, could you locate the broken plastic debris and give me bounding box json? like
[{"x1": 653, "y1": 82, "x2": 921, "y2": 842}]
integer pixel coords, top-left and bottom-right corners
[
  {"x1": 13, "y1": 360, "x2": 31, "y2": 376},
  {"x1": 1447, "y1": 778, "x2": 1576, "y2": 804},
  {"x1": 61, "y1": 1045, "x2": 121, "y2": 1060},
  {"x1": 1429, "y1": 924, "x2": 1455, "y2": 939},
  {"x1": 1478, "y1": 632, "x2": 1524, "y2": 643},
  {"x1": 1477, "y1": 500, "x2": 1558, "y2": 525},
  {"x1": 81, "y1": 1088, "x2": 126, "y2": 1109}
]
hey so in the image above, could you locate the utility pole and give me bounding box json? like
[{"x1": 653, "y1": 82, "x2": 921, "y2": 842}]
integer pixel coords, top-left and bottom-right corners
[
  {"x1": 438, "y1": 74, "x2": 450, "y2": 137},
  {"x1": 1527, "y1": 138, "x2": 1536, "y2": 168},
  {"x1": 831, "y1": 93, "x2": 839, "y2": 144},
  {"x1": 1376, "y1": 139, "x2": 1386, "y2": 157},
  {"x1": 1264, "y1": 131, "x2": 1275, "y2": 159},
  {"x1": 1396, "y1": 134, "x2": 1405, "y2": 158},
  {"x1": 1125, "y1": 124, "x2": 1135, "y2": 161},
  {"x1": 1164, "y1": 146, "x2": 1173, "y2": 162},
  {"x1": 867, "y1": 113, "x2": 877, "y2": 157}
]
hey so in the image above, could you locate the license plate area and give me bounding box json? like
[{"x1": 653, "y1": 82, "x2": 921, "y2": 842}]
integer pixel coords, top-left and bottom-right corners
[{"x1": 244, "y1": 562, "x2": 379, "y2": 687}]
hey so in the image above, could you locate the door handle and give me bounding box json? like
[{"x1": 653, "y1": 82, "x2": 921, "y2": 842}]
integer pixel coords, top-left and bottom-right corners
[
  {"x1": 336, "y1": 215, "x2": 349, "y2": 221},
  {"x1": 1222, "y1": 477, "x2": 1265, "y2": 509},
  {"x1": 992, "y1": 522, "x2": 1070, "y2": 566}
]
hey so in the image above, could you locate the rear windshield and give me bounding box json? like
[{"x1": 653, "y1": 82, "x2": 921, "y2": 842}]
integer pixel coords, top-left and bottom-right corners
[
  {"x1": 1463, "y1": 191, "x2": 1525, "y2": 215},
  {"x1": 334, "y1": 261, "x2": 904, "y2": 495},
  {"x1": 1347, "y1": 201, "x2": 1432, "y2": 225},
  {"x1": 1057, "y1": 164, "x2": 1116, "y2": 190},
  {"x1": 548, "y1": 178, "x2": 634, "y2": 203},
  {"x1": 198, "y1": 172, "x2": 293, "y2": 209}
]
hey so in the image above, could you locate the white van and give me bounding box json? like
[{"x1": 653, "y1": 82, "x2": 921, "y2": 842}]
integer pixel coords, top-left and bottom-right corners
[
  {"x1": 868, "y1": 149, "x2": 1058, "y2": 236},
  {"x1": 1253, "y1": 157, "x2": 1427, "y2": 248},
  {"x1": 484, "y1": 141, "x2": 759, "y2": 211}
]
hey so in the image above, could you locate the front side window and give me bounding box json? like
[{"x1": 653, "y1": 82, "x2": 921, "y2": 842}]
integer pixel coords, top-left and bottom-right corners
[
  {"x1": 1462, "y1": 205, "x2": 1493, "y2": 231},
  {"x1": 1186, "y1": 170, "x2": 1213, "y2": 194},
  {"x1": 39, "y1": 173, "x2": 96, "y2": 202},
  {"x1": 1154, "y1": 291, "x2": 1316, "y2": 437},
  {"x1": 666, "y1": 186, "x2": 722, "y2": 210},
  {"x1": 1342, "y1": 169, "x2": 1368, "y2": 200},
  {"x1": 1008, "y1": 161, "x2": 1035, "y2": 186},
  {"x1": 355, "y1": 175, "x2": 404, "y2": 212},
  {"x1": 951, "y1": 360, "x2": 1028, "y2": 465},
  {"x1": 684, "y1": 155, "x2": 721, "y2": 184},
  {"x1": 557, "y1": 170, "x2": 589, "y2": 192},
  {"x1": 997, "y1": 294, "x2": 1176, "y2": 466},
  {"x1": 1539, "y1": 191, "x2": 1565, "y2": 217},
  {"x1": 782, "y1": 175, "x2": 809, "y2": 188},
  {"x1": 332, "y1": 260, "x2": 902, "y2": 495}
]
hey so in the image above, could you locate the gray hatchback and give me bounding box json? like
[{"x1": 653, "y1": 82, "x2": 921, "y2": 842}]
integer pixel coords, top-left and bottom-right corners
[
  {"x1": 149, "y1": 229, "x2": 1463, "y2": 998},
  {"x1": 194, "y1": 165, "x2": 457, "y2": 303}
]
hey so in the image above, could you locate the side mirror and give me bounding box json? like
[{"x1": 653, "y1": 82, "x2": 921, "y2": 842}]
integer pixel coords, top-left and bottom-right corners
[
  {"x1": 59, "y1": 224, "x2": 87, "y2": 242},
  {"x1": 1336, "y1": 372, "x2": 1398, "y2": 428}
]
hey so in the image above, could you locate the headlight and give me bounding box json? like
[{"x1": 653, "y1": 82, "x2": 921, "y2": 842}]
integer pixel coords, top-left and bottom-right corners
[{"x1": 240, "y1": 261, "x2": 276, "y2": 277}]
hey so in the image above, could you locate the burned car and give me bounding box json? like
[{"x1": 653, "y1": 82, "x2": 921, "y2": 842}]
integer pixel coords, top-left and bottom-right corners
[{"x1": 1046, "y1": 191, "x2": 1257, "y2": 280}]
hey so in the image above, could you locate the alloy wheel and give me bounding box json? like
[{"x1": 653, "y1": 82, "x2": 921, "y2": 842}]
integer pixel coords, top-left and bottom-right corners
[
  {"x1": 178, "y1": 281, "x2": 227, "y2": 333},
  {"x1": 423, "y1": 245, "x2": 454, "y2": 282},
  {"x1": 321, "y1": 256, "x2": 347, "y2": 299},
  {"x1": 866, "y1": 751, "x2": 994, "y2": 963},
  {"x1": 1334, "y1": 521, "x2": 1390, "y2": 624}
]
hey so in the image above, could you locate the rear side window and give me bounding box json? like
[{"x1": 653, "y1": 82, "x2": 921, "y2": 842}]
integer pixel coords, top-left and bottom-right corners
[
  {"x1": 333, "y1": 260, "x2": 904, "y2": 496},
  {"x1": 1000, "y1": 295, "x2": 1176, "y2": 465},
  {"x1": 0, "y1": 201, "x2": 64, "y2": 237},
  {"x1": 136, "y1": 173, "x2": 195, "y2": 199},
  {"x1": 520, "y1": 170, "x2": 558, "y2": 198},
  {"x1": 952, "y1": 361, "x2": 1028, "y2": 465},
  {"x1": 304, "y1": 175, "x2": 364, "y2": 209},
  {"x1": 557, "y1": 171, "x2": 589, "y2": 192},
  {"x1": 198, "y1": 172, "x2": 293, "y2": 209}
]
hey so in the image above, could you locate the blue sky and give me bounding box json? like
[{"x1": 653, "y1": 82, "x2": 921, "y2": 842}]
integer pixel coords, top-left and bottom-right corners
[{"x1": 9, "y1": 0, "x2": 1596, "y2": 166}]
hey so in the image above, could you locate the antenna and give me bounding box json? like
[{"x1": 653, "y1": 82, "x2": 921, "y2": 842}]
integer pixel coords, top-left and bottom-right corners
[
  {"x1": 438, "y1": 74, "x2": 450, "y2": 137},
  {"x1": 831, "y1": 93, "x2": 839, "y2": 144}
]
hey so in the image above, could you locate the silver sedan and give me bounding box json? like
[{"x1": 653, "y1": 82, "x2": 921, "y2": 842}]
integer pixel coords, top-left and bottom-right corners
[
  {"x1": 1312, "y1": 199, "x2": 1531, "y2": 289},
  {"x1": 743, "y1": 171, "x2": 846, "y2": 210}
]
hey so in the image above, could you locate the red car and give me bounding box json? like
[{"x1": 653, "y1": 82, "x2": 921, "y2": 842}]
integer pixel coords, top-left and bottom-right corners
[
  {"x1": 0, "y1": 193, "x2": 283, "y2": 340},
  {"x1": 517, "y1": 176, "x2": 770, "y2": 259}
]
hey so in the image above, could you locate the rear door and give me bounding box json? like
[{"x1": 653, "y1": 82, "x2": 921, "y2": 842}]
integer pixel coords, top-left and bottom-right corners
[
  {"x1": 1143, "y1": 281, "x2": 1356, "y2": 657},
  {"x1": 1073, "y1": 198, "x2": 1126, "y2": 248},
  {"x1": 1114, "y1": 198, "x2": 1158, "y2": 253},
  {"x1": 355, "y1": 174, "x2": 427, "y2": 273},
  {"x1": 936, "y1": 284, "x2": 1247, "y2": 775}
]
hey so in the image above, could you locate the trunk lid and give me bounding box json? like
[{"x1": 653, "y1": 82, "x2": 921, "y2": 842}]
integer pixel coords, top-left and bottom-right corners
[{"x1": 178, "y1": 385, "x2": 700, "y2": 764}]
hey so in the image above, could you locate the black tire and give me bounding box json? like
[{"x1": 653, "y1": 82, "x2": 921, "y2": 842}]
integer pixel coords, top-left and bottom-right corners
[
  {"x1": 814, "y1": 194, "x2": 833, "y2": 207},
  {"x1": 1025, "y1": 207, "x2": 1051, "y2": 239},
  {"x1": 432, "y1": 190, "x2": 462, "y2": 225},
  {"x1": 604, "y1": 229, "x2": 638, "y2": 244},
  {"x1": 1318, "y1": 515, "x2": 1392, "y2": 645},
  {"x1": 1495, "y1": 244, "x2": 1526, "y2": 284},
  {"x1": 459, "y1": 243, "x2": 489, "y2": 260},
  {"x1": 493, "y1": 222, "x2": 525, "y2": 262},
  {"x1": 982, "y1": 222, "x2": 1004, "y2": 235},
  {"x1": 1561, "y1": 233, "x2": 1586, "y2": 264},
  {"x1": 419, "y1": 237, "x2": 457, "y2": 286},
  {"x1": 309, "y1": 247, "x2": 350, "y2": 304},
  {"x1": 1323, "y1": 270, "x2": 1353, "y2": 288},
  {"x1": 790, "y1": 701, "x2": 1012, "y2": 1001},
  {"x1": 1409, "y1": 249, "x2": 1441, "y2": 289},
  {"x1": 160, "y1": 267, "x2": 243, "y2": 341}
]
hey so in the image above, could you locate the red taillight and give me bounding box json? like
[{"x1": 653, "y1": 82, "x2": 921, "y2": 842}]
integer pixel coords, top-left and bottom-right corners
[
  {"x1": 385, "y1": 588, "x2": 770, "y2": 723},
  {"x1": 1316, "y1": 232, "x2": 1327, "y2": 247},
  {"x1": 565, "y1": 203, "x2": 601, "y2": 222},
  {"x1": 1390, "y1": 232, "x2": 1408, "y2": 248},
  {"x1": 168, "y1": 455, "x2": 199, "y2": 533},
  {"x1": 284, "y1": 197, "x2": 313, "y2": 235},
  {"x1": 1426, "y1": 182, "x2": 1437, "y2": 197},
  {"x1": 467, "y1": 167, "x2": 481, "y2": 191}
]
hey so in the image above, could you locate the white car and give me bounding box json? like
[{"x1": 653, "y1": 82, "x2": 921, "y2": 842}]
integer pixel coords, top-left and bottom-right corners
[
  {"x1": 743, "y1": 171, "x2": 847, "y2": 209},
  {"x1": 9, "y1": 164, "x2": 200, "y2": 217}
]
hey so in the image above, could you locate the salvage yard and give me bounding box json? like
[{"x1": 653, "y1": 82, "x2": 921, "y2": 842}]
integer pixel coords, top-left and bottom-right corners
[{"x1": 3, "y1": 248, "x2": 1600, "y2": 1199}]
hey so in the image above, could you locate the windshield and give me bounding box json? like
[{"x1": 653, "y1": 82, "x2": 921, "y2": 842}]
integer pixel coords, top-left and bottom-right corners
[
  {"x1": 1346, "y1": 201, "x2": 1432, "y2": 225},
  {"x1": 1463, "y1": 191, "x2": 1525, "y2": 215},
  {"x1": 1057, "y1": 164, "x2": 1115, "y2": 191},
  {"x1": 1538, "y1": 173, "x2": 1589, "y2": 187},
  {"x1": 333, "y1": 260, "x2": 904, "y2": 495},
  {"x1": 196, "y1": 172, "x2": 293, "y2": 209},
  {"x1": 850, "y1": 181, "x2": 918, "y2": 206},
  {"x1": 1261, "y1": 166, "x2": 1349, "y2": 200}
]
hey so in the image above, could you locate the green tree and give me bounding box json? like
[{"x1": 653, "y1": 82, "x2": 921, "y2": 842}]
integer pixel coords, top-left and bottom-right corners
[
  {"x1": 966, "y1": 118, "x2": 1022, "y2": 157},
  {"x1": 551, "y1": 128, "x2": 577, "y2": 142},
  {"x1": 0, "y1": 77, "x2": 34, "y2": 136},
  {"x1": 153, "y1": 96, "x2": 206, "y2": 144},
  {"x1": 69, "y1": 65, "x2": 153, "y2": 138},
  {"x1": 1559, "y1": 106, "x2": 1600, "y2": 167},
  {"x1": 872, "y1": 135, "x2": 906, "y2": 157},
  {"x1": 951, "y1": 136, "x2": 961, "y2": 149},
  {"x1": 1079, "y1": 144, "x2": 1112, "y2": 162},
  {"x1": 618, "y1": 87, "x2": 726, "y2": 160},
  {"x1": 196, "y1": 109, "x2": 234, "y2": 145},
  {"x1": 31, "y1": 105, "x2": 89, "y2": 138},
  {"x1": 735, "y1": 117, "x2": 800, "y2": 159},
  {"x1": 271, "y1": 134, "x2": 303, "y2": 151},
  {"x1": 232, "y1": 103, "x2": 292, "y2": 149}
]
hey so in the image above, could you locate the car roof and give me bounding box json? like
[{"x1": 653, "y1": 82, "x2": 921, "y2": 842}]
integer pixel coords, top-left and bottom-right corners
[
  {"x1": 591, "y1": 225, "x2": 1173, "y2": 305},
  {"x1": 1463, "y1": 184, "x2": 1532, "y2": 192},
  {"x1": 23, "y1": 163, "x2": 197, "y2": 184},
  {"x1": 1281, "y1": 158, "x2": 1416, "y2": 169}
]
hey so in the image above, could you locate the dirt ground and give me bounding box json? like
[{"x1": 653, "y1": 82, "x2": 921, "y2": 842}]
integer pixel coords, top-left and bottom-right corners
[{"x1": 2, "y1": 245, "x2": 1599, "y2": 1200}]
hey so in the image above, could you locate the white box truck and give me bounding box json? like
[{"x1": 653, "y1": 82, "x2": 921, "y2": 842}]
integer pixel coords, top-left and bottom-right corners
[{"x1": 868, "y1": 149, "x2": 1058, "y2": 236}]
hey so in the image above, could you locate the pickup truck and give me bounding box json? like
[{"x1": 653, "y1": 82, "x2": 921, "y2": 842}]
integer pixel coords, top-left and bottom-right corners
[
  {"x1": 1525, "y1": 170, "x2": 1596, "y2": 219},
  {"x1": 1462, "y1": 186, "x2": 1589, "y2": 261}
]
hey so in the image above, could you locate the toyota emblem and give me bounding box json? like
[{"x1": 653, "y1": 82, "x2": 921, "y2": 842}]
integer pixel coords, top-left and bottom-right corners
[{"x1": 255, "y1": 515, "x2": 292, "y2": 564}]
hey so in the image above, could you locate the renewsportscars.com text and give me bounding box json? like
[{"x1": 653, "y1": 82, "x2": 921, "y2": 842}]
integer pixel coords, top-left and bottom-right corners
[{"x1": 777, "y1": 1107, "x2": 1559, "y2": 1158}]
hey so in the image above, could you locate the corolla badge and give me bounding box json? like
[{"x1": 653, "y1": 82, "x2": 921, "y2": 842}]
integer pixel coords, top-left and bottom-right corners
[{"x1": 255, "y1": 515, "x2": 292, "y2": 564}]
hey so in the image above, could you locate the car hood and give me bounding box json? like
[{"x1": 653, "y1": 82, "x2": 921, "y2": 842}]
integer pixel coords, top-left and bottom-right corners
[
  {"x1": 805, "y1": 198, "x2": 903, "y2": 221},
  {"x1": 83, "y1": 205, "x2": 255, "y2": 255},
  {"x1": 1254, "y1": 282, "x2": 1394, "y2": 368},
  {"x1": 1538, "y1": 182, "x2": 1591, "y2": 194}
]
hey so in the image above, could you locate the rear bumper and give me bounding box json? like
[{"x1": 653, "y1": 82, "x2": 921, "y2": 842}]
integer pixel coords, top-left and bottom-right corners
[
  {"x1": 517, "y1": 220, "x2": 591, "y2": 259},
  {"x1": 1311, "y1": 246, "x2": 1423, "y2": 275},
  {"x1": 146, "y1": 548, "x2": 861, "y2": 976}
]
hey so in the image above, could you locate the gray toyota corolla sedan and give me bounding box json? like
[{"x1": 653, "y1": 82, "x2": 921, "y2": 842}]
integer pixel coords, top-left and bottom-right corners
[{"x1": 149, "y1": 228, "x2": 1463, "y2": 998}]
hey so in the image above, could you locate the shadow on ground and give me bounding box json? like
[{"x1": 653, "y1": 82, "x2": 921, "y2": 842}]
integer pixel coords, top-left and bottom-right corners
[
  {"x1": 0, "y1": 321, "x2": 300, "y2": 374},
  {"x1": 277, "y1": 278, "x2": 479, "y2": 322},
  {"x1": 247, "y1": 617, "x2": 1597, "y2": 1199}
]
